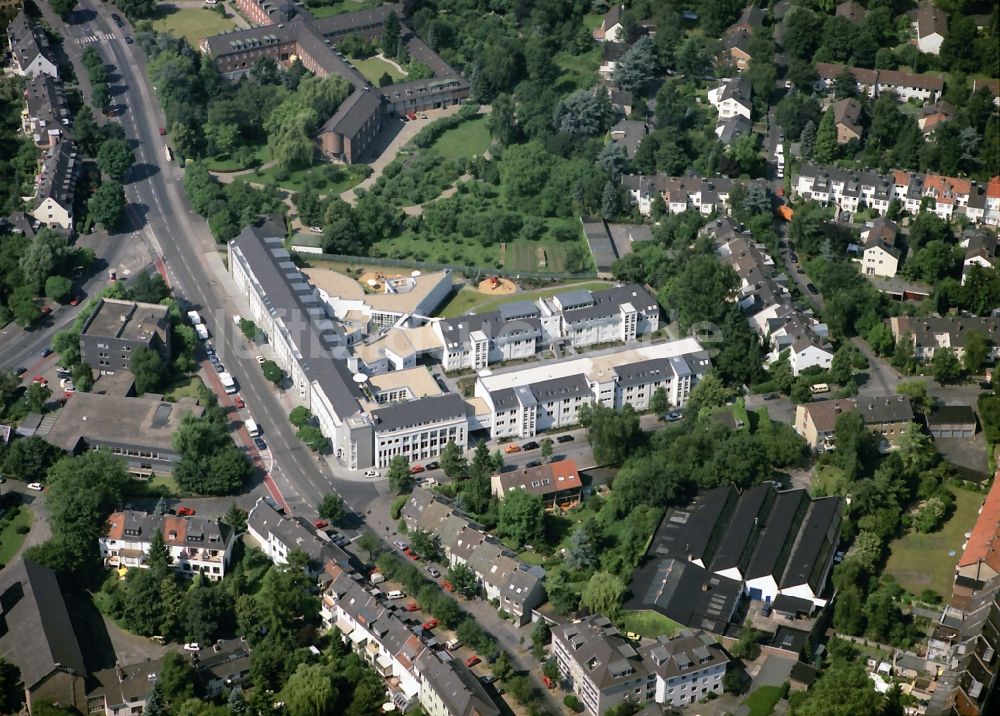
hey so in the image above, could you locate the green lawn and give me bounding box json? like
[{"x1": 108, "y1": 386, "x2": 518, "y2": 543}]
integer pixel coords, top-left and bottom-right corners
[
  {"x1": 618, "y1": 610, "x2": 685, "y2": 639},
  {"x1": 554, "y1": 47, "x2": 603, "y2": 92},
  {"x1": 305, "y1": 0, "x2": 381, "y2": 18},
  {"x1": 426, "y1": 116, "x2": 492, "y2": 160},
  {"x1": 0, "y1": 506, "x2": 33, "y2": 565},
  {"x1": 886, "y1": 486, "x2": 985, "y2": 599},
  {"x1": 351, "y1": 55, "x2": 408, "y2": 84},
  {"x1": 151, "y1": 7, "x2": 236, "y2": 48},
  {"x1": 162, "y1": 374, "x2": 205, "y2": 403},
  {"x1": 205, "y1": 145, "x2": 270, "y2": 173},
  {"x1": 123, "y1": 474, "x2": 180, "y2": 498},
  {"x1": 374, "y1": 232, "x2": 498, "y2": 269},
  {"x1": 437, "y1": 280, "x2": 615, "y2": 318},
  {"x1": 253, "y1": 161, "x2": 369, "y2": 195},
  {"x1": 743, "y1": 685, "x2": 784, "y2": 716}
]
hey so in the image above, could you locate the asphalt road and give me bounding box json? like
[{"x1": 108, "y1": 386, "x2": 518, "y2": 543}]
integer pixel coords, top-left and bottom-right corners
[{"x1": 58, "y1": 0, "x2": 376, "y2": 519}]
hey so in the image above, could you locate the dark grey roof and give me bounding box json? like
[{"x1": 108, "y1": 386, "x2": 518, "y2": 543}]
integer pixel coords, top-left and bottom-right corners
[
  {"x1": 717, "y1": 114, "x2": 752, "y2": 145},
  {"x1": 311, "y1": 3, "x2": 401, "y2": 37},
  {"x1": 772, "y1": 594, "x2": 814, "y2": 615},
  {"x1": 744, "y1": 489, "x2": 810, "y2": 580},
  {"x1": 530, "y1": 374, "x2": 592, "y2": 403},
  {"x1": 0, "y1": 559, "x2": 87, "y2": 690},
  {"x1": 248, "y1": 497, "x2": 350, "y2": 569},
  {"x1": 779, "y1": 496, "x2": 842, "y2": 590},
  {"x1": 640, "y1": 630, "x2": 730, "y2": 680},
  {"x1": 438, "y1": 310, "x2": 540, "y2": 349},
  {"x1": 7, "y1": 11, "x2": 56, "y2": 72},
  {"x1": 709, "y1": 483, "x2": 772, "y2": 573},
  {"x1": 592, "y1": 283, "x2": 659, "y2": 313},
  {"x1": 554, "y1": 289, "x2": 595, "y2": 310},
  {"x1": 24, "y1": 74, "x2": 72, "y2": 140},
  {"x1": 582, "y1": 218, "x2": 619, "y2": 272},
  {"x1": 229, "y1": 218, "x2": 365, "y2": 420},
  {"x1": 202, "y1": 21, "x2": 299, "y2": 58},
  {"x1": 772, "y1": 625, "x2": 811, "y2": 654},
  {"x1": 857, "y1": 395, "x2": 914, "y2": 424},
  {"x1": 497, "y1": 300, "x2": 540, "y2": 321},
  {"x1": 321, "y1": 86, "x2": 383, "y2": 138},
  {"x1": 927, "y1": 405, "x2": 977, "y2": 429},
  {"x1": 657, "y1": 486, "x2": 736, "y2": 564},
  {"x1": 554, "y1": 616, "x2": 648, "y2": 690},
  {"x1": 613, "y1": 358, "x2": 674, "y2": 388},
  {"x1": 415, "y1": 650, "x2": 500, "y2": 716},
  {"x1": 372, "y1": 393, "x2": 469, "y2": 432},
  {"x1": 34, "y1": 140, "x2": 78, "y2": 209},
  {"x1": 490, "y1": 387, "x2": 518, "y2": 412}
]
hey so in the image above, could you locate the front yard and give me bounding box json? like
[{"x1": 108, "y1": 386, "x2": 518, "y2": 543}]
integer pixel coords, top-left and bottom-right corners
[
  {"x1": 151, "y1": 6, "x2": 237, "y2": 48},
  {"x1": 0, "y1": 504, "x2": 33, "y2": 566}
]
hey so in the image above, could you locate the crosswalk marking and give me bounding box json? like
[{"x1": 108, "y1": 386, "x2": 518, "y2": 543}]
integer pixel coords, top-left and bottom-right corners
[{"x1": 77, "y1": 32, "x2": 115, "y2": 44}]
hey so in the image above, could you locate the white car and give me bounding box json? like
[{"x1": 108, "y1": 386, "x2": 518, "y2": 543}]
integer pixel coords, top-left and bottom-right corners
[
  {"x1": 27, "y1": 482, "x2": 43, "y2": 491},
  {"x1": 309, "y1": 226, "x2": 323, "y2": 234},
  {"x1": 363, "y1": 469, "x2": 380, "y2": 478},
  {"x1": 183, "y1": 642, "x2": 200, "y2": 651},
  {"x1": 256, "y1": 355, "x2": 266, "y2": 364}
]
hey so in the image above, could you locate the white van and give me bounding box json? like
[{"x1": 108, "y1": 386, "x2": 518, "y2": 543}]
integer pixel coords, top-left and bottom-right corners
[
  {"x1": 386, "y1": 590, "x2": 405, "y2": 600},
  {"x1": 810, "y1": 383, "x2": 831, "y2": 395},
  {"x1": 245, "y1": 419, "x2": 260, "y2": 437},
  {"x1": 445, "y1": 638, "x2": 462, "y2": 651}
]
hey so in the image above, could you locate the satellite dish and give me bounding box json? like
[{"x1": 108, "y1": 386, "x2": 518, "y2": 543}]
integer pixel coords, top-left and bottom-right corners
[{"x1": 352, "y1": 373, "x2": 368, "y2": 384}]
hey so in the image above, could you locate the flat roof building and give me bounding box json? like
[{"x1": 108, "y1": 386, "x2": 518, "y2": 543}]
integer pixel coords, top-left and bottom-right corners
[{"x1": 79, "y1": 298, "x2": 172, "y2": 374}]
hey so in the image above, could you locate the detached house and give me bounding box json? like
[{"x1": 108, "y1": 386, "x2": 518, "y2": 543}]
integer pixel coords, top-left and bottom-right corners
[
  {"x1": 961, "y1": 228, "x2": 999, "y2": 284},
  {"x1": 832, "y1": 97, "x2": 863, "y2": 144},
  {"x1": 915, "y1": 0, "x2": 948, "y2": 55},
  {"x1": 860, "y1": 217, "x2": 901, "y2": 278},
  {"x1": 593, "y1": 4, "x2": 626, "y2": 42},
  {"x1": 490, "y1": 458, "x2": 583, "y2": 510},
  {"x1": 708, "y1": 77, "x2": 752, "y2": 120}
]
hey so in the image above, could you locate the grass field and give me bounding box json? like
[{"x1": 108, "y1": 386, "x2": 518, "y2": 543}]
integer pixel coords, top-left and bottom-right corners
[
  {"x1": 0, "y1": 506, "x2": 32, "y2": 565},
  {"x1": 205, "y1": 145, "x2": 271, "y2": 173},
  {"x1": 253, "y1": 161, "x2": 369, "y2": 195},
  {"x1": 351, "y1": 55, "x2": 408, "y2": 84},
  {"x1": 123, "y1": 475, "x2": 180, "y2": 498},
  {"x1": 619, "y1": 610, "x2": 685, "y2": 639},
  {"x1": 554, "y1": 46, "x2": 603, "y2": 92},
  {"x1": 437, "y1": 280, "x2": 614, "y2": 318},
  {"x1": 743, "y1": 685, "x2": 784, "y2": 716},
  {"x1": 151, "y1": 7, "x2": 236, "y2": 48},
  {"x1": 162, "y1": 374, "x2": 205, "y2": 403},
  {"x1": 305, "y1": 0, "x2": 380, "y2": 18},
  {"x1": 886, "y1": 486, "x2": 984, "y2": 598},
  {"x1": 426, "y1": 116, "x2": 491, "y2": 160}
]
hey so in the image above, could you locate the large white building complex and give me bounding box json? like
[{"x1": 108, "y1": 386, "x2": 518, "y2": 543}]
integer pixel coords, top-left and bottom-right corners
[
  {"x1": 473, "y1": 337, "x2": 710, "y2": 439},
  {"x1": 229, "y1": 216, "x2": 677, "y2": 469}
]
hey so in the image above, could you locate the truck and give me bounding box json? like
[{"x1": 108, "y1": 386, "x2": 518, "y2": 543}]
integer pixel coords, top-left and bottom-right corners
[
  {"x1": 187, "y1": 310, "x2": 202, "y2": 325},
  {"x1": 195, "y1": 324, "x2": 209, "y2": 341},
  {"x1": 219, "y1": 371, "x2": 237, "y2": 394}
]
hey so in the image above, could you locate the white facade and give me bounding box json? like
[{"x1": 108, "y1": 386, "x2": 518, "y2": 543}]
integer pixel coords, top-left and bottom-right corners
[
  {"x1": 653, "y1": 661, "x2": 726, "y2": 708},
  {"x1": 862, "y1": 244, "x2": 899, "y2": 277},
  {"x1": 373, "y1": 413, "x2": 467, "y2": 468},
  {"x1": 30, "y1": 195, "x2": 72, "y2": 229}
]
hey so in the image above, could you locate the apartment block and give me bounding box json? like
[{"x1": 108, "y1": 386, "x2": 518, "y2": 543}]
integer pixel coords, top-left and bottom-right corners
[
  {"x1": 552, "y1": 616, "x2": 730, "y2": 716},
  {"x1": 79, "y1": 298, "x2": 172, "y2": 373},
  {"x1": 474, "y1": 338, "x2": 710, "y2": 440},
  {"x1": 415, "y1": 650, "x2": 500, "y2": 716},
  {"x1": 370, "y1": 393, "x2": 469, "y2": 468},
  {"x1": 100, "y1": 511, "x2": 236, "y2": 581},
  {"x1": 401, "y1": 489, "x2": 545, "y2": 624}
]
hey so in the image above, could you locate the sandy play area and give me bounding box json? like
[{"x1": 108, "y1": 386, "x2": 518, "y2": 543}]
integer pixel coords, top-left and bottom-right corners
[{"x1": 476, "y1": 276, "x2": 517, "y2": 294}]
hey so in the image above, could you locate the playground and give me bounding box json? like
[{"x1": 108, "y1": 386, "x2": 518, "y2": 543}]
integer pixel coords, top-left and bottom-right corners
[{"x1": 476, "y1": 276, "x2": 518, "y2": 294}]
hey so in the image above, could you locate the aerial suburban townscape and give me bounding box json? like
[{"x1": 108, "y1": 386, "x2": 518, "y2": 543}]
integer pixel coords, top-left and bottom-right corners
[{"x1": 0, "y1": 0, "x2": 998, "y2": 714}]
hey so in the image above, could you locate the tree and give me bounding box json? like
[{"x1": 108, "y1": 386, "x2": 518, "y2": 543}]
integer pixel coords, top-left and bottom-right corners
[
  {"x1": 223, "y1": 503, "x2": 248, "y2": 534},
  {"x1": 97, "y1": 138, "x2": 135, "y2": 179},
  {"x1": 601, "y1": 180, "x2": 620, "y2": 218},
  {"x1": 687, "y1": 372, "x2": 737, "y2": 410},
  {"x1": 261, "y1": 360, "x2": 285, "y2": 386},
  {"x1": 930, "y1": 347, "x2": 963, "y2": 384},
  {"x1": 487, "y1": 93, "x2": 518, "y2": 147},
  {"x1": 552, "y1": 89, "x2": 609, "y2": 136},
  {"x1": 382, "y1": 11, "x2": 401, "y2": 56},
  {"x1": 239, "y1": 318, "x2": 257, "y2": 342},
  {"x1": 649, "y1": 387, "x2": 671, "y2": 416},
  {"x1": 131, "y1": 345, "x2": 167, "y2": 394},
  {"x1": 0, "y1": 658, "x2": 22, "y2": 715},
  {"x1": 497, "y1": 490, "x2": 545, "y2": 549},
  {"x1": 130, "y1": 271, "x2": 170, "y2": 303},
  {"x1": 896, "y1": 381, "x2": 932, "y2": 414},
  {"x1": 580, "y1": 571, "x2": 625, "y2": 617},
  {"x1": 446, "y1": 563, "x2": 478, "y2": 598},
  {"x1": 579, "y1": 403, "x2": 644, "y2": 466},
  {"x1": 565, "y1": 519, "x2": 600, "y2": 571},
  {"x1": 44, "y1": 275, "x2": 73, "y2": 303},
  {"x1": 963, "y1": 331, "x2": 989, "y2": 374},
  {"x1": 813, "y1": 108, "x2": 838, "y2": 163},
  {"x1": 800, "y1": 119, "x2": 817, "y2": 158},
  {"x1": 793, "y1": 659, "x2": 882, "y2": 716},
  {"x1": 296, "y1": 425, "x2": 329, "y2": 452},
  {"x1": 49, "y1": 0, "x2": 75, "y2": 19},
  {"x1": 25, "y1": 382, "x2": 52, "y2": 413},
  {"x1": 90, "y1": 180, "x2": 127, "y2": 230},
  {"x1": 493, "y1": 650, "x2": 513, "y2": 681},
  {"x1": 613, "y1": 36, "x2": 657, "y2": 94},
  {"x1": 540, "y1": 438, "x2": 553, "y2": 462},
  {"x1": 318, "y1": 493, "x2": 347, "y2": 524},
  {"x1": 289, "y1": 406, "x2": 313, "y2": 428},
  {"x1": 833, "y1": 585, "x2": 866, "y2": 635},
  {"x1": 410, "y1": 529, "x2": 444, "y2": 562},
  {"x1": 387, "y1": 455, "x2": 413, "y2": 494},
  {"x1": 439, "y1": 440, "x2": 467, "y2": 478},
  {"x1": 730, "y1": 625, "x2": 761, "y2": 660},
  {"x1": 173, "y1": 413, "x2": 252, "y2": 496}
]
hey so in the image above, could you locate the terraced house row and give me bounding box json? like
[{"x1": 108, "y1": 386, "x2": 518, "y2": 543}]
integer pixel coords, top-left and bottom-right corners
[{"x1": 200, "y1": 2, "x2": 469, "y2": 163}]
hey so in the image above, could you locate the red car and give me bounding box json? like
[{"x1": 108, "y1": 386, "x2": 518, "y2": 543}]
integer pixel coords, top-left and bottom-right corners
[
  {"x1": 32, "y1": 375, "x2": 47, "y2": 385},
  {"x1": 464, "y1": 656, "x2": 480, "y2": 668},
  {"x1": 410, "y1": 464, "x2": 425, "y2": 474},
  {"x1": 159, "y1": 127, "x2": 167, "y2": 136},
  {"x1": 542, "y1": 675, "x2": 554, "y2": 689},
  {"x1": 442, "y1": 580, "x2": 454, "y2": 592},
  {"x1": 422, "y1": 619, "x2": 438, "y2": 630},
  {"x1": 40, "y1": 305, "x2": 52, "y2": 315},
  {"x1": 408, "y1": 551, "x2": 420, "y2": 561},
  {"x1": 406, "y1": 112, "x2": 417, "y2": 121},
  {"x1": 406, "y1": 603, "x2": 420, "y2": 612},
  {"x1": 313, "y1": 519, "x2": 329, "y2": 529},
  {"x1": 69, "y1": 296, "x2": 80, "y2": 306},
  {"x1": 177, "y1": 506, "x2": 196, "y2": 516},
  {"x1": 233, "y1": 396, "x2": 245, "y2": 409}
]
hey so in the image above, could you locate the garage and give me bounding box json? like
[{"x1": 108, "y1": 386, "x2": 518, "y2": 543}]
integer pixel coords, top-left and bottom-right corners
[{"x1": 927, "y1": 405, "x2": 978, "y2": 440}]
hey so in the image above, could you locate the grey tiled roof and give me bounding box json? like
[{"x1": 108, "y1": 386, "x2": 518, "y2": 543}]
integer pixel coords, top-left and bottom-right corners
[{"x1": 371, "y1": 393, "x2": 469, "y2": 432}]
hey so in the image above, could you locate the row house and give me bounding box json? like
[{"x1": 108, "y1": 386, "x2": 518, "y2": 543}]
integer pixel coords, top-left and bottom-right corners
[
  {"x1": 29, "y1": 139, "x2": 78, "y2": 230},
  {"x1": 100, "y1": 511, "x2": 236, "y2": 581},
  {"x1": 961, "y1": 228, "x2": 999, "y2": 284},
  {"x1": 247, "y1": 496, "x2": 350, "y2": 577},
  {"x1": 474, "y1": 338, "x2": 711, "y2": 440},
  {"x1": 401, "y1": 489, "x2": 546, "y2": 625},
  {"x1": 620, "y1": 174, "x2": 765, "y2": 217},
  {"x1": 814, "y1": 62, "x2": 944, "y2": 103},
  {"x1": 21, "y1": 74, "x2": 71, "y2": 148},
  {"x1": 889, "y1": 316, "x2": 1000, "y2": 362},
  {"x1": 6, "y1": 10, "x2": 58, "y2": 78},
  {"x1": 552, "y1": 616, "x2": 730, "y2": 716},
  {"x1": 796, "y1": 162, "x2": 1000, "y2": 226},
  {"x1": 709, "y1": 219, "x2": 834, "y2": 374}
]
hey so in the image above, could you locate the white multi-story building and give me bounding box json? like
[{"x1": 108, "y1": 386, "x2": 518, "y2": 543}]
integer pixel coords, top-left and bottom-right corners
[
  {"x1": 100, "y1": 511, "x2": 236, "y2": 581},
  {"x1": 414, "y1": 651, "x2": 500, "y2": 716},
  {"x1": 370, "y1": 393, "x2": 469, "y2": 468},
  {"x1": 474, "y1": 338, "x2": 710, "y2": 439},
  {"x1": 707, "y1": 77, "x2": 751, "y2": 120},
  {"x1": 552, "y1": 616, "x2": 730, "y2": 716}
]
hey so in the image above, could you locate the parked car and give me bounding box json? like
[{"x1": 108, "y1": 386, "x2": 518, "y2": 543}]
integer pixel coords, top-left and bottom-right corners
[
  {"x1": 480, "y1": 674, "x2": 497, "y2": 685},
  {"x1": 159, "y1": 126, "x2": 166, "y2": 135},
  {"x1": 521, "y1": 441, "x2": 539, "y2": 450},
  {"x1": 465, "y1": 656, "x2": 480, "y2": 668},
  {"x1": 806, "y1": 283, "x2": 818, "y2": 295},
  {"x1": 111, "y1": 12, "x2": 124, "y2": 26},
  {"x1": 424, "y1": 461, "x2": 439, "y2": 470},
  {"x1": 525, "y1": 460, "x2": 542, "y2": 468},
  {"x1": 422, "y1": 618, "x2": 438, "y2": 630},
  {"x1": 183, "y1": 642, "x2": 200, "y2": 652},
  {"x1": 177, "y1": 506, "x2": 196, "y2": 516},
  {"x1": 762, "y1": 393, "x2": 779, "y2": 400},
  {"x1": 789, "y1": 251, "x2": 799, "y2": 262},
  {"x1": 542, "y1": 675, "x2": 554, "y2": 689},
  {"x1": 406, "y1": 602, "x2": 420, "y2": 612},
  {"x1": 41, "y1": 347, "x2": 52, "y2": 357},
  {"x1": 233, "y1": 396, "x2": 245, "y2": 409},
  {"x1": 981, "y1": 381, "x2": 994, "y2": 390},
  {"x1": 426, "y1": 566, "x2": 441, "y2": 578},
  {"x1": 256, "y1": 355, "x2": 266, "y2": 364},
  {"x1": 504, "y1": 443, "x2": 521, "y2": 453},
  {"x1": 313, "y1": 519, "x2": 328, "y2": 529},
  {"x1": 32, "y1": 375, "x2": 47, "y2": 385},
  {"x1": 14, "y1": 367, "x2": 26, "y2": 376},
  {"x1": 664, "y1": 411, "x2": 683, "y2": 422},
  {"x1": 125, "y1": 36, "x2": 133, "y2": 44},
  {"x1": 556, "y1": 434, "x2": 574, "y2": 443},
  {"x1": 410, "y1": 464, "x2": 425, "y2": 474},
  {"x1": 309, "y1": 226, "x2": 323, "y2": 234},
  {"x1": 69, "y1": 295, "x2": 80, "y2": 306},
  {"x1": 363, "y1": 469, "x2": 380, "y2": 478},
  {"x1": 27, "y1": 482, "x2": 44, "y2": 491},
  {"x1": 393, "y1": 540, "x2": 409, "y2": 550},
  {"x1": 254, "y1": 437, "x2": 267, "y2": 451}
]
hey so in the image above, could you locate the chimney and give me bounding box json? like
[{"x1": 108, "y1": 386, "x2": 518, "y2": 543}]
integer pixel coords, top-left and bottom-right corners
[{"x1": 701, "y1": 583, "x2": 710, "y2": 592}]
